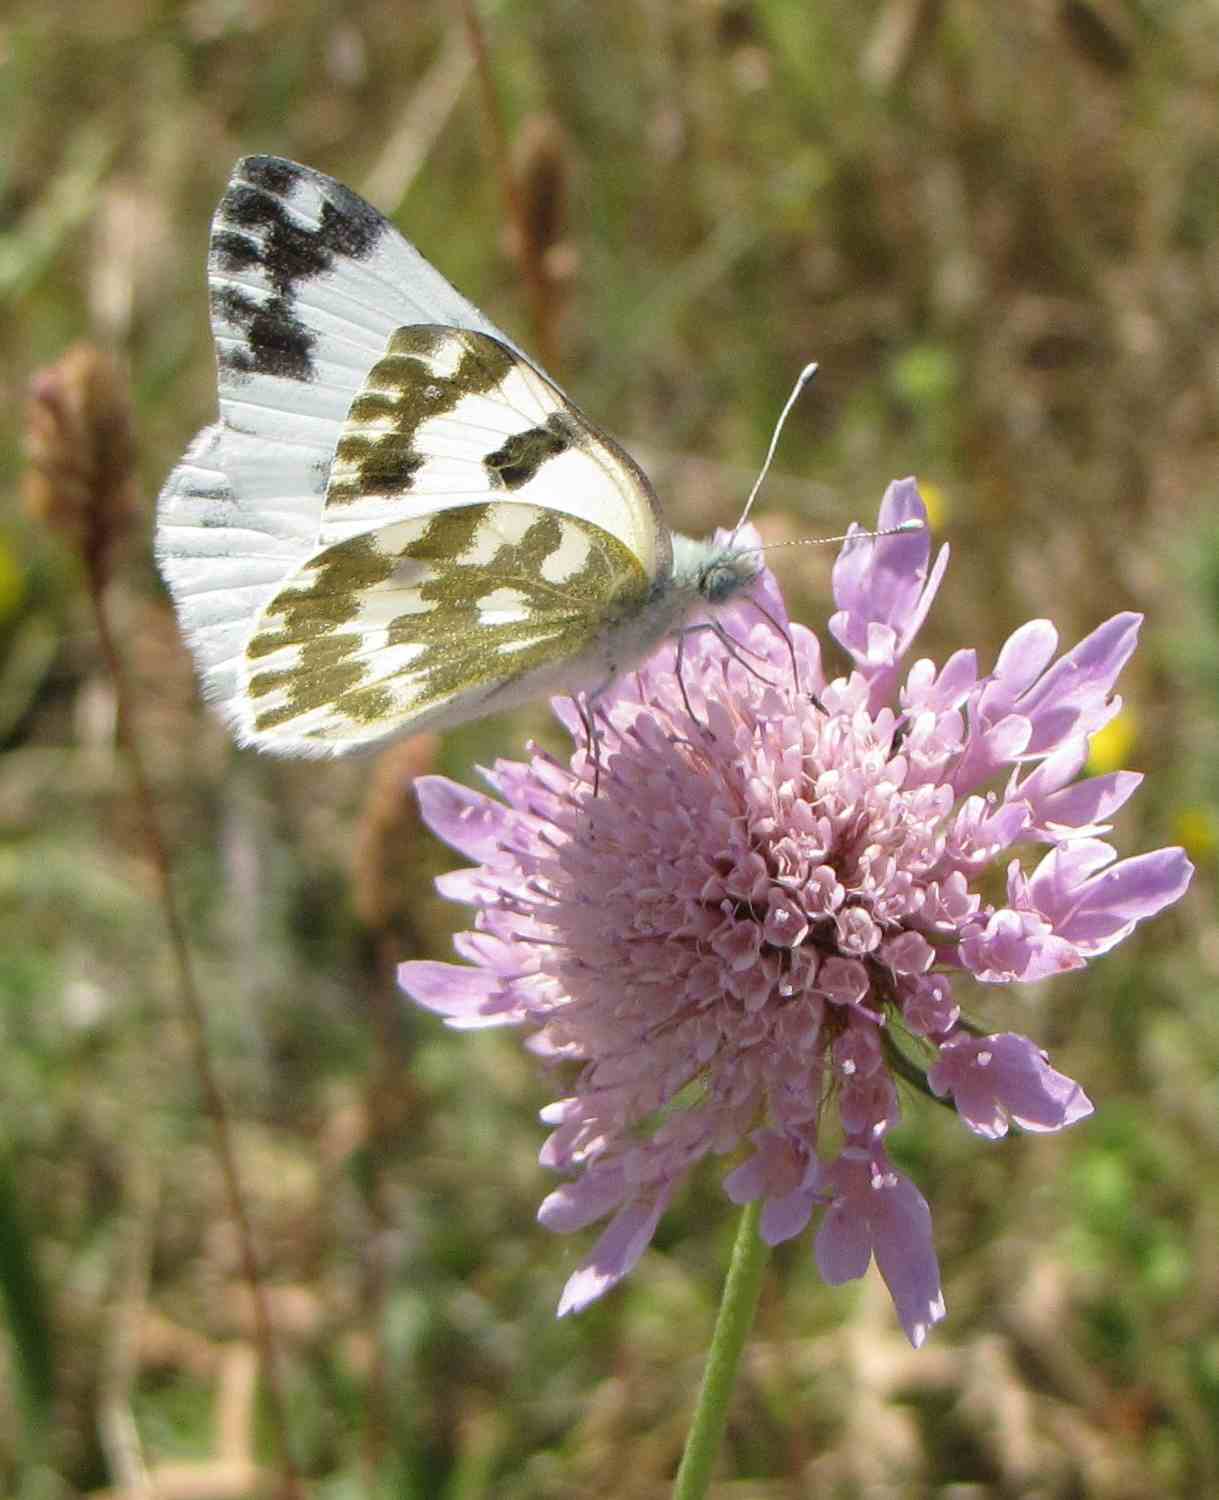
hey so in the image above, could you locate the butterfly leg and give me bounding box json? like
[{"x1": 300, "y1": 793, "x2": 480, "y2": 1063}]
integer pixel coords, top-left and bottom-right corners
[
  {"x1": 671, "y1": 620, "x2": 781, "y2": 733},
  {"x1": 572, "y1": 689, "x2": 605, "y2": 797},
  {"x1": 737, "y1": 593, "x2": 827, "y2": 712},
  {"x1": 744, "y1": 593, "x2": 800, "y2": 696},
  {"x1": 673, "y1": 627, "x2": 700, "y2": 727},
  {"x1": 678, "y1": 620, "x2": 785, "y2": 700}
]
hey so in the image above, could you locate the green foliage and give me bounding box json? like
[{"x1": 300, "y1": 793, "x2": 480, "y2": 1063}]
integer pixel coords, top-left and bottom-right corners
[
  {"x1": 0, "y1": 1152, "x2": 55, "y2": 1454},
  {"x1": 2, "y1": 0, "x2": 1217, "y2": 1494}
]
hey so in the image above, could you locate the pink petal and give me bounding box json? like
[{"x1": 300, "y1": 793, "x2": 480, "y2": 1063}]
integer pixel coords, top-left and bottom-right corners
[
  {"x1": 556, "y1": 1190, "x2": 672, "y2": 1316},
  {"x1": 453, "y1": 929, "x2": 530, "y2": 976},
  {"x1": 881, "y1": 930, "x2": 934, "y2": 975},
  {"x1": 1033, "y1": 771, "x2": 1142, "y2": 838},
  {"x1": 813, "y1": 1148, "x2": 946, "y2": 1347},
  {"x1": 818, "y1": 956, "x2": 870, "y2": 1006},
  {"x1": 814, "y1": 1198, "x2": 873, "y2": 1285},
  {"x1": 994, "y1": 619, "x2": 1060, "y2": 697},
  {"x1": 397, "y1": 960, "x2": 519, "y2": 1029},
  {"x1": 950, "y1": 621, "x2": 1057, "y2": 791},
  {"x1": 1010, "y1": 734, "x2": 1089, "y2": 802},
  {"x1": 538, "y1": 1166, "x2": 629, "y2": 1232},
  {"x1": 1026, "y1": 842, "x2": 1194, "y2": 954},
  {"x1": 1014, "y1": 735, "x2": 1143, "y2": 839},
  {"x1": 901, "y1": 974, "x2": 960, "y2": 1036},
  {"x1": 868, "y1": 1170, "x2": 946, "y2": 1348},
  {"x1": 434, "y1": 868, "x2": 495, "y2": 905},
  {"x1": 1018, "y1": 614, "x2": 1142, "y2": 754},
  {"x1": 416, "y1": 776, "x2": 525, "y2": 864},
  {"x1": 902, "y1": 648, "x2": 978, "y2": 715},
  {"x1": 959, "y1": 908, "x2": 1085, "y2": 983},
  {"x1": 723, "y1": 1130, "x2": 806, "y2": 1202},
  {"x1": 1022, "y1": 838, "x2": 1116, "y2": 908},
  {"x1": 838, "y1": 1071, "x2": 900, "y2": 1136},
  {"x1": 829, "y1": 480, "x2": 949, "y2": 703},
  {"x1": 928, "y1": 1031, "x2": 1093, "y2": 1138},
  {"x1": 722, "y1": 1134, "x2": 820, "y2": 1244},
  {"x1": 760, "y1": 1188, "x2": 817, "y2": 1244},
  {"x1": 836, "y1": 478, "x2": 934, "y2": 629}
]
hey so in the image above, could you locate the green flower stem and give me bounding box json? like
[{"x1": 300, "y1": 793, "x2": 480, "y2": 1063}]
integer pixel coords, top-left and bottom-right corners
[{"x1": 672, "y1": 1199, "x2": 770, "y2": 1500}]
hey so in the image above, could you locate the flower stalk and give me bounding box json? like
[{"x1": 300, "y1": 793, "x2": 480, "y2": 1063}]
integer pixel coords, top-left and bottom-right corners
[{"x1": 672, "y1": 1201, "x2": 769, "y2": 1500}]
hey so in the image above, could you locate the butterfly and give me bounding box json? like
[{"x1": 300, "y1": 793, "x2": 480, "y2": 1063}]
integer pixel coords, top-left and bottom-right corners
[{"x1": 156, "y1": 155, "x2": 767, "y2": 757}]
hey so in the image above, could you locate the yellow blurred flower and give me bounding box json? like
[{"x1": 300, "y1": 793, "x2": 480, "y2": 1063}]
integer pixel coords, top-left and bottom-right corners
[
  {"x1": 1087, "y1": 710, "x2": 1136, "y2": 774},
  {"x1": 917, "y1": 480, "x2": 949, "y2": 530},
  {"x1": 0, "y1": 539, "x2": 25, "y2": 623},
  {"x1": 1174, "y1": 806, "x2": 1217, "y2": 864}
]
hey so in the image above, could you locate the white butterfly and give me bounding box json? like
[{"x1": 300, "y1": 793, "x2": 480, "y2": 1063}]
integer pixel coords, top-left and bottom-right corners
[{"x1": 156, "y1": 155, "x2": 764, "y2": 757}]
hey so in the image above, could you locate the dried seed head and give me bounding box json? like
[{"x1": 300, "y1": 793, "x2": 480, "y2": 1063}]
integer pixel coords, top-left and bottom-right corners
[
  {"x1": 24, "y1": 343, "x2": 138, "y2": 585},
  {"x1": 513, "y1": 114, "x2": 571, "y2": 280}
]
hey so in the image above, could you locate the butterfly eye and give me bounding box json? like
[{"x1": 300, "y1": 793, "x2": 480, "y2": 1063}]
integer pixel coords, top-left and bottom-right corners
[
  {"x1": 700, "y1": 560, "x2": 738, "y2": 601},
  {"x1": 699, "y1": 553, "x2": 760, "y2": 605}
]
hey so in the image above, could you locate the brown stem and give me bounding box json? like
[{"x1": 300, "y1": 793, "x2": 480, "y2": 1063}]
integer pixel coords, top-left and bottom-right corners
[
  {"x1": 459, "y1": 0, "x2": 558, "y2": 372},
  {"x1": 85, "y1": 565, "x2": 303, "y2": 1499},
  {"x1": 360, "y1": 921, "x2": 423, "y2": 1480}
]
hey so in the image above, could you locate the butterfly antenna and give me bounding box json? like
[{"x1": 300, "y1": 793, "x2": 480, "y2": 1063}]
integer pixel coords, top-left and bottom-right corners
[
  {"x1": 745, "y1": 517, "x2": 925, "y2": 554},
  {"x1": 730, "y1": 362, "x2": 820, "y2": 544}
]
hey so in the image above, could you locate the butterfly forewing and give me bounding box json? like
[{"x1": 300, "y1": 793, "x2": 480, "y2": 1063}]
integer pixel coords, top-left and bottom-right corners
[
  {"x1": 316, "y1": 326, "x2": 669, "y2": 581},
  {"x1": 158, "y1": 156, "x2": 543, "y2": 712},
  {"x1": 239, "y1": 502, "x2": 651, "y2": 753}
]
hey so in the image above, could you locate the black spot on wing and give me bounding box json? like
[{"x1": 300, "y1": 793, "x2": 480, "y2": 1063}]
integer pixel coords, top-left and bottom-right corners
[
  {"x1": 209, "y1": 156, "x2": 388, "y2": 382},
  {"x1": 485, "y1": 414, "x2": 574, "y2": 490},
  {"x1": 332, "y1": 426, "x2": 426, "y2": 499},
  {"x1": 226, "y1": 157, "x2": 385, "y2": 274},
  {"x1": 210, "y1": 284, "x2": 315, "y2": 382},
  {"x1": 241, "y1": 156, "x2": 301, "y2": 199}
]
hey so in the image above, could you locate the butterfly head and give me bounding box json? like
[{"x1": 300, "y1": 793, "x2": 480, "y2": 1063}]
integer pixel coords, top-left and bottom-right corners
[
  {"x1": 669, "y1": 533, "x2": 763, "y2": 612},
  {"x1": 697, "y1": 545, "x2": 764, "y2": 605}
]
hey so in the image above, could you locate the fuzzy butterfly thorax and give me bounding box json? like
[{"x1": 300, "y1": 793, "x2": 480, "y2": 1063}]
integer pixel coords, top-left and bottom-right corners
[
  {"x1": 157, "y1": 156, "x2": 767, "y2": 756},
  {"x1": 676, "y1": 534, "x2": 764, "y2": 605}
]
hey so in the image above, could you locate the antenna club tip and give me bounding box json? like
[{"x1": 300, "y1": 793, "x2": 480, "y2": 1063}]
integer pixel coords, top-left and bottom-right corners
[
  {"x1": 894, "y1": 517, "x2": 925, "y2": 534},
  {"x1": 798, "y1": 361, "x2": 819, "y2": 384}
]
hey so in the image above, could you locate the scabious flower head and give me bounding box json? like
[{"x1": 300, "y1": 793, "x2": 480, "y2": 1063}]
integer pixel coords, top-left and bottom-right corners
[{"x1": 400, "y1": 479, "x2": 1193, "y2": 1346}]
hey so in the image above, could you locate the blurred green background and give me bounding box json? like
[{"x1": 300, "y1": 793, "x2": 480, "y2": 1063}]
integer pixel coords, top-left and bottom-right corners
[{"x1": 3, "y1": 1, "x2": 1218, "y2": 1495}]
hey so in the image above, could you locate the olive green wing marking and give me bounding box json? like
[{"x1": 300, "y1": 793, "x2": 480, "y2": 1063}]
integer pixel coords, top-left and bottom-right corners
[
  {"x1": 314, "y1": 326, "x2": 671, "y2": 588},
  {"x1": 237, "y1": 501, "x2": 651, "y2": 755}
]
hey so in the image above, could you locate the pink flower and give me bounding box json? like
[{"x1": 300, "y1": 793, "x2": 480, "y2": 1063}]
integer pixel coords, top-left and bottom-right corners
[{"x1": 399, "y1": 478, "x2": 1193, "y2": 1347}]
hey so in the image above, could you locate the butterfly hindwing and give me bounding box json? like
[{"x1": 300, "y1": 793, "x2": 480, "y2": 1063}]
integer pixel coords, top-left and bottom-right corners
[{"x1": 238, "y1": 502, "x2": 652, "y2": 754}]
